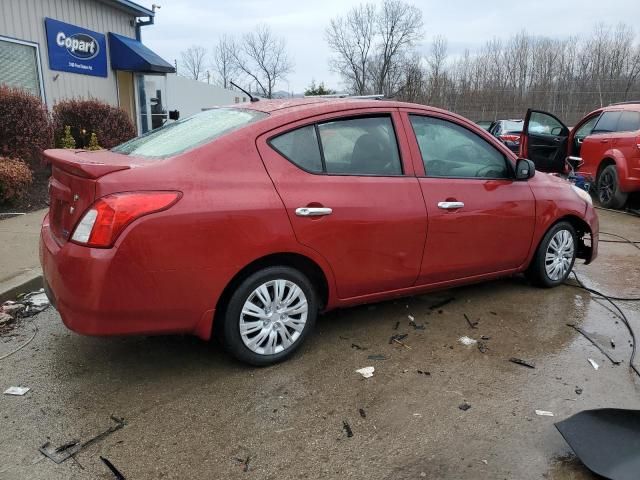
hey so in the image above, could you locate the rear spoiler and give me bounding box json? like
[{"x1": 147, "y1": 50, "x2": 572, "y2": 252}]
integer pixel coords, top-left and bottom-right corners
[{"x1": 44, "y1": 149, "x2": 131, "y2": 179}]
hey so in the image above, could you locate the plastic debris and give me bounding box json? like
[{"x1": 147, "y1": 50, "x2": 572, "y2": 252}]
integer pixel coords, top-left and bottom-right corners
[
  {"x1": 459, "y1": 336, "x2": 477, "y2": 346},
  {"x1": 477, "y1": 341, "x2": 489, "y2": 354},
  {"x1": 408, "y1": 315, "x2": 415, "y2": 322},
  {"x1": 100, "y1": 456, "x2": 126, "y2": 480},
  {"x1": 389, "y1": 333, "x2": 408, "y2": 344},
  {"x1": 588, "y1": 358, "x2": 599, "y2": 370},
  {"x1": 463, "y1": 313, "x2": 479, "y2": 329},
  {"x1": 417, "y1": 370, "x2": 431, "y2": 376},
  {"x1": 367, "y1": 354, "x2": 387, "y2": 361},
  {"x1": 429, "y1": 298, "x2": 454, "y2": 310},
  {"x1": 356, "y1": 366, "x2": 375, "y2": 379},
  {"x1": 509, "y1": 357, "x2": 536, "y2": 369},
  {"x1": 351, "y1": 343, "x2": 366, "y2": 350},
  {"x1": 459, "y1": 402, "x2": 471, "y2": 411},
  {"x1": 535, "y1": 410, "x2": 554, "y2": 416},
  {"x1": 556, "y1": 408, "x2": 640, "y2": 480},
  {"x1": 575, "y1": 387, "x2": 583, "y2": 395},
  {"x1": 4, "y1": 386, "x2": 29, "y2": 395},
  {"x1": 359, "y1": 408, "x2": 366, "y2": 418},
  {"x1": 342, "y1": 420, "x2": 353, "y2": 437}
]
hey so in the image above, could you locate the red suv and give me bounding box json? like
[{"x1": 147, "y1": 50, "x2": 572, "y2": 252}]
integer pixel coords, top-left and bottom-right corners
[
  {"x1": 40, "y1": 99, "x2": 598, "y2": 365},
  {"x1": 521, "y1": 103, "x2": 640, "y2": 208}
]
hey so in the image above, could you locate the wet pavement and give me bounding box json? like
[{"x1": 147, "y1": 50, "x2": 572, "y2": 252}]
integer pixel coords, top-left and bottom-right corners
[{"x1": 1, "y1": 208, "x2": 639, "y2": 480}]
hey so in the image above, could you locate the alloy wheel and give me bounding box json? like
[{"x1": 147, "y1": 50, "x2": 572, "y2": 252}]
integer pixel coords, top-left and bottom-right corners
[
  {"x1": 239, "y1": 279, "x2": 308, "y2": 355},
  {"x1": 599, "y1": 170, "x2": 614, "y2": 204},
  {"x1": 544, "y1": 229, "x2": 575, "y2": 281}
]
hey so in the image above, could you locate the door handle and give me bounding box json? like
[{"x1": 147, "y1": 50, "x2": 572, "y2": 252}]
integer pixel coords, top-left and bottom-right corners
[
  {"x1": 295, "y1": 207, "x2": 333, "y2": 217},
  {"x1": 600, "y1": 139, "x2": 608, "y2": 143},
  {"x1": 438, "y1": 201, "x2": 464, "y2": 210}
]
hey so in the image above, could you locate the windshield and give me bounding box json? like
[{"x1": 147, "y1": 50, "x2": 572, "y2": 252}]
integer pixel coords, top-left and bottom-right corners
[
  {"x1": 112, "y1": 108, "x2": 267, "y2": 159},
  {"x1": 502, "y1": 120, "x2": 523, "y2": 133}
]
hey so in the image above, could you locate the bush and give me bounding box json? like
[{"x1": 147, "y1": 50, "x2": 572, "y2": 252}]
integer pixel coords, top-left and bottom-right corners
[
  {"x1": 52, "y1": 98, "x2": 136, "y2": 149},
  {"x1": 0, "y1": 86, "x2": 53, "y2": 167},
  {"x1": 61, "y1": 125, "x2": 76, "y2": 149},
  {"x1": 87, "y1": 132, "x2": 102, "y2": 151},
  {"x1": 0, "y1": 157, "x2": 33, "y2": 204}
]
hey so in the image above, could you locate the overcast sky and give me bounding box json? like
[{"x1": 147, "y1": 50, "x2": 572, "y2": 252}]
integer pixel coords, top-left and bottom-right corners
[{"x1": 138, "y1": 0, "x2": 639, "y2": 93}]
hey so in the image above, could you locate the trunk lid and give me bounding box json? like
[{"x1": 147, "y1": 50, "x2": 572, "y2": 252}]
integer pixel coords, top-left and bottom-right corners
[{"x1": 44, "y1": 149, "x2": 142, "y2": 244}]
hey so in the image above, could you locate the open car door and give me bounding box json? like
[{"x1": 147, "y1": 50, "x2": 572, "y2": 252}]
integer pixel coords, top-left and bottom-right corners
[{"x1": 521, "y1": 109, "x2": 570, "y2": 173}]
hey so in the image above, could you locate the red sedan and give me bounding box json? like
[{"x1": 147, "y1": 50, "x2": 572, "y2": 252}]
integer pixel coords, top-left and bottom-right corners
[{"x1": 40, "y1": 99, "x2": 598, "y2": 365}]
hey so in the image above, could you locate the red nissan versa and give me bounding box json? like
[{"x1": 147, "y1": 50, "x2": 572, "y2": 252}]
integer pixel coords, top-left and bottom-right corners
[
  {"x1": 520, "y1": 103, "x2": 640, "y2": 209},
  {"x1": 40, "y1": 99, "x2": 598, "y2": 365}
]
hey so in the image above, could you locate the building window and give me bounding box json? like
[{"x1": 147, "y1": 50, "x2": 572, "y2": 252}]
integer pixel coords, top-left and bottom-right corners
[{"x1": 0, "y1": 36, "x2": 44, "y2": 99}]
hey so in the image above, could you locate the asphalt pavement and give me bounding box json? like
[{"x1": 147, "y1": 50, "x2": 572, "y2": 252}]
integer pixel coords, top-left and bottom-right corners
[{"x1": 0, "y1": 208, "x2": 639, "y2": 480}]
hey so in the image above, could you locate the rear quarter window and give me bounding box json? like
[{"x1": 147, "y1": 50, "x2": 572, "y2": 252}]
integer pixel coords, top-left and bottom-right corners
[
  {"x1": 592, "y1": 111, "x2": 622, "y2": 134},
  {"x1": 617, "y1": 111, "x2": 640, "y2": 132},
  {"x1": 112, "y1": 108, "x2": 267, "y2": 159}
]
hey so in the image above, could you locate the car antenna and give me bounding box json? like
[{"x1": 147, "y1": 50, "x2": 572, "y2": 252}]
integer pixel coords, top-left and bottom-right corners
[{"x1": 230, "y1": 81, "x2": 259, "y2": 103}]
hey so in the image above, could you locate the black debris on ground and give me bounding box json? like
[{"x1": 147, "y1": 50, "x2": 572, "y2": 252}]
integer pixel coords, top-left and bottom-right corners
[
  {"x1": 566, "y1": 324, "x2": 621, "y2": 365},
  {"x1": 575, "y1": 387, "x2": 583, "y2": 395},
  {"x1": 393, "y1": 321, "x2": 400, "y2": 330},
  {"x1": 480, "y1": 335, "x2": 491, "y2": 340},
  {"x1": 100, "y1": 456, "x2": 126, "y2": 480},
  {"x1": 367, "y1": 354, "x2": 387, "y2": 361},
  {"x1": 342, "y1": 421, "x2": 353, "y2": 438},
  {"x1": 429, "y1": 298, "x2": 455, "y2": 310},
  {"x1": 489, "y1": 311, "x2": 498, "y2": 315},
  {"x1": 389, "y1": 333, "x2": 408, "y2": 345},
  {"x1": 234, "y1": 456, "x2": 251, "y2": 473},
  {"x1": 477, "y1": 341, "x2": 489, "y2": 354},
  {"x1": 459, "y1": 402, "x2": 472, "y2": 411},
  {"x1": 463, "y1": 313, "x2": 479, "y2": 329},
  {"x1": 509, "y1": 357, "x2": 536, "y2": 369},
  {"x1": 417, "y1": 370, "x2": 431, "y2": 376},
  {"x1": 409, "y1": 319, "x2": 426, "y2": 330},
  {"x1": 351, "y1": 343, "x2": 366, "y2": 351},
  {"x1": 359, "y1": 409, "x2": 366, "y2": 419}
]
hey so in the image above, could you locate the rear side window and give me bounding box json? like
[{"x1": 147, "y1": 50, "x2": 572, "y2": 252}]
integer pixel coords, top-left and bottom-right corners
[
  {"x1": 617, "y1": 111, "x2": 640, "y2": 132},
  {"x1": 592, "y1": 111, "x2": 622, "y2": 134},
  {"x1": 112, "y1": 108, "x2": 267, "y2": 159},
  {"x1": 269, "y1": 115, "x2": 403, "y2": 176},
  {"x1": 270, "y1": 125, "x2": 323, "y2": 173}
]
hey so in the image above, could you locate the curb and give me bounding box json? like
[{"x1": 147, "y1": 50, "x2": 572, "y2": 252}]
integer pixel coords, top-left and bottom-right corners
[{"x1": 0, "y1": 269, "x2": 44, "y2": 304}]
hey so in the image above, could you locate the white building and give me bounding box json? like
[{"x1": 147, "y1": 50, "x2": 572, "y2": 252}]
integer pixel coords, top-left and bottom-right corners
[{"x1": 0, "y1": 0, "x2": 244, "y2": 135}]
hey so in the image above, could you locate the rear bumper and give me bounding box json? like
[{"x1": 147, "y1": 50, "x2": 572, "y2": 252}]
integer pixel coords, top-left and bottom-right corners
[{"x1": 39, "y1": 216, "x2": 214, "y2": 339}]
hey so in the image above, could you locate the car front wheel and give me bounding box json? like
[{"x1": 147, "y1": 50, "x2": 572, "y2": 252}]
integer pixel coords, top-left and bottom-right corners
[
  {"x1": 597, "y1": 164, "x2": 628, "y2": 209},
  {"x1": 222, "y1": 266, "x2": 317, "y2": 366},
  {"x1": 526, "y1": 222, "x2": 577, "y2": 288}
]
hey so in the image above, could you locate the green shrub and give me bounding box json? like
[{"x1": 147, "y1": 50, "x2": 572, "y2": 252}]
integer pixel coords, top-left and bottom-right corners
[
  {"x1": 0, "y1": 157, "x2": 33, "y2": 204},
  {"x1": 87, "y1": 132, "x2": 101, "y2": 151},
  {"x1": 0, "y1": 86, "x2": 53, "y2": 168},
  {"x1": 52, "y1": 98, "x2": 136, "y2": 149},
  {"x1": 61, "y1": 125, "x2": 76, "y2": 149}
]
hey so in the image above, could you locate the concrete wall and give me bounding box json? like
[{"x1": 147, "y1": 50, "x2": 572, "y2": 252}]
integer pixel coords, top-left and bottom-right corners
[
  {"x1": 0, "y1": 0, "x2": 136, "y2": 108},
  {"x1": 165, "y1": 74, "x2": 248, "y2": 119}
]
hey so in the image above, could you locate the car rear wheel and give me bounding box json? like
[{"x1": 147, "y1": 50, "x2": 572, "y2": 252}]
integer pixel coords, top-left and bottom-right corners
[
  {"x1": 222, "y1": 266, "x2": 317, "y2": 366},
  {"x1": 526, "y1": 221, "x2": 577, "y2": 288},
  {"x1": 597, "y1": 164, "x2": 628, "y2": 209}
]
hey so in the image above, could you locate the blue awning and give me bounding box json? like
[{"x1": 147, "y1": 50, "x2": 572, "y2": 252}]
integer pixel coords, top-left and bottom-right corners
[{"x1": 108, "y1": 33, "x2": 175, "y2": 74}]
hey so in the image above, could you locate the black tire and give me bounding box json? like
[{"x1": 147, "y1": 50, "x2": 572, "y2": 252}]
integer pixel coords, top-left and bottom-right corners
[
  {"x1": 597, "y1": 164, "x2": 628, "y2": 209},
  {"x1": 526, "y1": 221, "x2": 577, "y2": 288},
  {"x1": 221, "y1": 266, "x2": 317, "y2": 366}
]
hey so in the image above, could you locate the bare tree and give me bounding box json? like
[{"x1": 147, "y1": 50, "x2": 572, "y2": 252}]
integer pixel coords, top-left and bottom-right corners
[
  {"x1": 372, "y1": 0, "x2": 423, "y2": 95},
  {"x1": 180, "y1": 45, "x2": 207, "y2": 81},
  {"x1": 212, "y1": 35, "x2": 238, "y2": 89},
  {"x1": 326, "y1": 3, "x2": 376, "y2": 95},
  {"x1": 230, "y1": 25, "x2": 293, "y2": 99}
]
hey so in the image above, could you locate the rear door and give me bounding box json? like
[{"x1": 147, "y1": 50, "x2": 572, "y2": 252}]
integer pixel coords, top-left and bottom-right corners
[
  {"x1": 612, "y1": 110, "x2": 640, "y2": 163},
  {"x1": 521, "y1": 109, "x2": 570, "y2": 173},
  {"x1": 580, "y1": 110, "x2": 622, "y2": 178},
  {"x1": 401, "y1": 110, "x2": 536, "y2": 284},
  {"x1": 257, "y1": 110, "x2": 427, "y2": 299}
]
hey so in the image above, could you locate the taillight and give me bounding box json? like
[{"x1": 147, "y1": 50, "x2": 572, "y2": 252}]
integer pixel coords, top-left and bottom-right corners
[
  {"x1": 500, "y1": 134, "x2": 520, "y2": 143},
  {"x1": 71, "y1": 191, "x2": 181, "y2": 248}
]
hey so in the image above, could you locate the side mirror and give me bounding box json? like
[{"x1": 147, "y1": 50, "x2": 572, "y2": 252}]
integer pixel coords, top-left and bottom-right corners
[{"x1": 515, "y1": 158, "x2": 535, "y2": 180}]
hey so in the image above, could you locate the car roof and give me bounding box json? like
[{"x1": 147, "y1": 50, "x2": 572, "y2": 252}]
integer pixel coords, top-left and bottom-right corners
[{"x1": 234, "y1": 97, "x2": 460, "y2": 119}]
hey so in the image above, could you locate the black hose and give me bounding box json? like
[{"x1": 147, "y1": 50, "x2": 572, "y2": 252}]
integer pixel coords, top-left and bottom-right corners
[
  {"x1": 566, "y1": 271, "x2": 640, "y2": 378},
  {"x1": 600, "y1": 231, "x2": 640, "y2": 252}
]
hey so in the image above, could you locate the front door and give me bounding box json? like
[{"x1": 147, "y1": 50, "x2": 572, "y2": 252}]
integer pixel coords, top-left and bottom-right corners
[
  {"x1": 257, "y1": 111, "x2": 427, "y2": 299},
  {"x1": 522, "y1": 109, "x2": 570, "y2": 173},
  {"x1": 402, "y1": 111, "x2": 536, "y2": 284}
]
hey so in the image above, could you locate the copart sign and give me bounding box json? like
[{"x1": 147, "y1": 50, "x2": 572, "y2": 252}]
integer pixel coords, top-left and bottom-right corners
[{"x1": 45, "y1": 18, "x2": 107, "y2": 77}]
